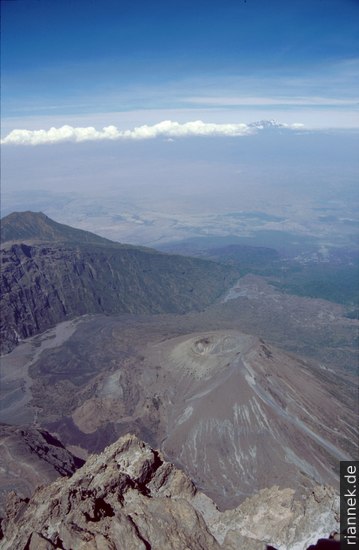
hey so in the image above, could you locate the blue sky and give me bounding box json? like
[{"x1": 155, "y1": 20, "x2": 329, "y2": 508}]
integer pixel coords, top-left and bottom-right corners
[
  {"x1": 1, "y1": 0, "x2": 359, "y2": 133},
  {"x1": 1, "y1": 0, "x2": 358, "y2": 246}
]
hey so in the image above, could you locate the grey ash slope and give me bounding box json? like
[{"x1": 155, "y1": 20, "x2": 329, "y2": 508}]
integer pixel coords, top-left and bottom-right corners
[
  {"x1": 0, "y1": 212, "x2": 237, "y2": 353},
  {"x1": 12, "y1": 315, "x2": 355, "y2": 511}
]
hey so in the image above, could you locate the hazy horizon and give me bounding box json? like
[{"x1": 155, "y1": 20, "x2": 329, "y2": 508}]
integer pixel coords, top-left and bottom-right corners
[{"x1": 1, "y1": 0, "x2": 358, "y2": 249}]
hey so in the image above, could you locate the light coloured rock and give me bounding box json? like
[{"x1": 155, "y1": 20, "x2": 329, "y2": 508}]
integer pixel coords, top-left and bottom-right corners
[{"x1": 205, "y1": 485, "x2": 339, "y2": 550}]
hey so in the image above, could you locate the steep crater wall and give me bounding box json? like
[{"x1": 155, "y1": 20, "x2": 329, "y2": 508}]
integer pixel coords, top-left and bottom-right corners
[{"x1": 0, "y1": 242, "x2": 237, "y2": 353}]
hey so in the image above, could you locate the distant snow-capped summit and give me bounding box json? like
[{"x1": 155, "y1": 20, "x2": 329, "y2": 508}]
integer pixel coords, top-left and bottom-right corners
[
  {"x1": 249, "y1": 119, "x2": 286, "y2": 129},
  {"x1": 249, "y1": 119, "x2": 305, "y2": 131}
]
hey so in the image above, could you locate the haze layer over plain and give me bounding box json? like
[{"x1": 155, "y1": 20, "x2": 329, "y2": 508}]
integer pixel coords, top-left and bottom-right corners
[
  {"x1": 2, "y1": 128, "x2": 358, "y2": 248},
  {"x1": 2, "y1": 0, "x2": 358, "y2": 249}
]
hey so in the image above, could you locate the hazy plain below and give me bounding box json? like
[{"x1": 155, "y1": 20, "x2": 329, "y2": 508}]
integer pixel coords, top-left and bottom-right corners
[{"x1": 2, "y1": 129, "x2": 358, "y2": 250}]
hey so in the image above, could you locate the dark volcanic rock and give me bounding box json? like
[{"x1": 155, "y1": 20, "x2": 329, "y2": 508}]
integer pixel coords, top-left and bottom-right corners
[
  {"x1": 0, "y1": 213, "x2": 237, "y2": 353},
  {"x1": 0, "y1": 211, "x2": 113, "y2": 246}
]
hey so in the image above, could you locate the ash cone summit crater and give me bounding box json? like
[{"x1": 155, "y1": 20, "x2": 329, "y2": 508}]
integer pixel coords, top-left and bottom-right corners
[
  {"x1": 165, "y1": 330, "x2": 256, "y2": 380},
  {"x1": 192, "y1": 333, "x2": 246, "y2": 356}
]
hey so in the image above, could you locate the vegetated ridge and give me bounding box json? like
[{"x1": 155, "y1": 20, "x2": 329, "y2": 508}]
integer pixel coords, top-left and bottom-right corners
[{"x1": 0, "y1": 212, "x2": 237, "y2": 353}]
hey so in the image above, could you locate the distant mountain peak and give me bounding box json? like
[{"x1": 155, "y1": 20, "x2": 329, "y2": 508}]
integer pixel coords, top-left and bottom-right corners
[
  {"x1": 0, "y1": 210, "x2": 114, "y2": 245},
  {"x1": 249, "y1": 119, "x2": 285, "y2": 129}
]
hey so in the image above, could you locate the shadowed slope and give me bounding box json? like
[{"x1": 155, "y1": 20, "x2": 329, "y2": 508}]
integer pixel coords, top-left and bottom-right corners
[{"x1": 0, "y1": 212, "x2": 237, "y2": 353}]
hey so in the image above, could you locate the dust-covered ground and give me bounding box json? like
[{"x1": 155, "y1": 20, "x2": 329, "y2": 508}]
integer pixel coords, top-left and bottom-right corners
[{"x1": 1, "y1": 276, "x2": 357, "y2": 509}]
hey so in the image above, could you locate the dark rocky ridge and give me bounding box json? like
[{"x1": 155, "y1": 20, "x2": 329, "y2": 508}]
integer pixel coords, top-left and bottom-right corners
[
  {"x1": 0, "y1": 212, "x2": 237, "y2": 353},
  {"x1": 0, "y1": 211, "x2": 113, "y2": 245}
]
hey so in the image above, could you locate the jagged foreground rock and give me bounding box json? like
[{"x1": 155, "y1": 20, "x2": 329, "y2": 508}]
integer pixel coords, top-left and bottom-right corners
[{"x1": 1, "y1": 434, "x2": 339, "y2": 550}]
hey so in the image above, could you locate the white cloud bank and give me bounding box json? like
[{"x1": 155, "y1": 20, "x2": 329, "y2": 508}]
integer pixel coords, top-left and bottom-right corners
[{"x1": 1, "y1": 119, "x2": 304, "y2": 146}]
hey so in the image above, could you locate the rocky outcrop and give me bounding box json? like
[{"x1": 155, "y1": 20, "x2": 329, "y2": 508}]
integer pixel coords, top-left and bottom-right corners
[
  {"x1": 0, "y1": 434, "x2": 339, "y2": 550},
  {"x1": 213, "y1": 485, "x2": 340, "y2": 550},
  {"x1": 0, "y1": 434, "x2": 218, "y2": 550}
]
